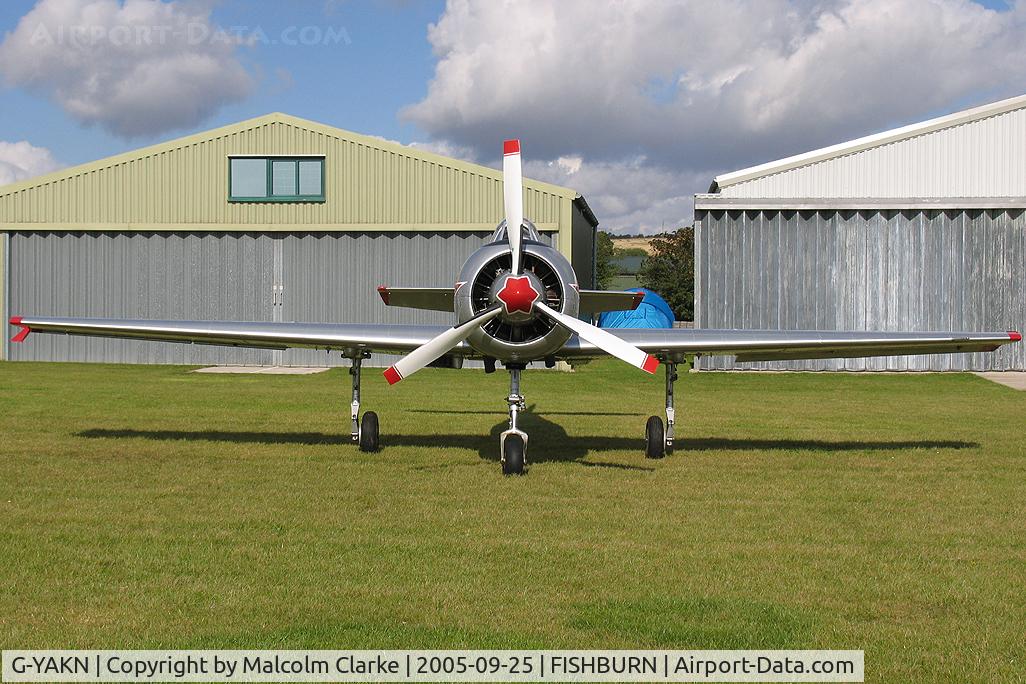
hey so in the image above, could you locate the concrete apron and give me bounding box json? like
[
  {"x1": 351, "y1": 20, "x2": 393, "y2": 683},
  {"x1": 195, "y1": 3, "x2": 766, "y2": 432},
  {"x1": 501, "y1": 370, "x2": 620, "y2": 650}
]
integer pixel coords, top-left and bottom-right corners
[
  {"x1": 975, "y1": 372, "x2": 1026, "y2": 391},
  {"x1": 193, "y1": 366, "x2": 331, "y2": 375}
]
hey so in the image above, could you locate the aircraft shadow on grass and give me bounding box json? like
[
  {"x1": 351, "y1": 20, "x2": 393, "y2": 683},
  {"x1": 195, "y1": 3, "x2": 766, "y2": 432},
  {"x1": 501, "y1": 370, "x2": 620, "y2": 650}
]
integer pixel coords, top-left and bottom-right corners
[
  {"x1": 75, "y1": 408, "x2": 653, "y2": 471},
  {"x1": 77, "y1": 408, "x2": 978, "y2": 472}
]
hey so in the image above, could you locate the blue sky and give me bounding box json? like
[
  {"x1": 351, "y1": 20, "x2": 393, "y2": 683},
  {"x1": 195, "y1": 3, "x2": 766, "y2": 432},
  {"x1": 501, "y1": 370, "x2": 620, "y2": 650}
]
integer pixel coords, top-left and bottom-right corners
[
  {"x1": 1, "y1": 0, "x2": 1024, "y2": 233},
  {"x1": 0, "y1": 0, "x2": 446, "y2": 164}
]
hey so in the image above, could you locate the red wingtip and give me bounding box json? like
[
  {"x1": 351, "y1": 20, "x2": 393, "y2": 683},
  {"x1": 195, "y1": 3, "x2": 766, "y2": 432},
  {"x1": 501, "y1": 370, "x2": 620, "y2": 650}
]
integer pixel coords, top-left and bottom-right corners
[
  {"x1": 377, "y1": 286, "x2": 390, "y2": 305},
  {"x1": 10, "y1": 316, "x2": 30, "y2": 343},
  {"x1": 383, "y1": 366, "x2": 403, "y2": 385},
  {"x1": 642, "y1": 355, "x2": 660, "y2": 374},
  {"x1": 1010, "y1": 331, "x2": 1022, "y2": 342},
  {"x1": 631, "y1": 291, "x2": 645, "y2": 309},
  {"x1": 503, "y1": 139, "x2": 520, "y2": 155}
]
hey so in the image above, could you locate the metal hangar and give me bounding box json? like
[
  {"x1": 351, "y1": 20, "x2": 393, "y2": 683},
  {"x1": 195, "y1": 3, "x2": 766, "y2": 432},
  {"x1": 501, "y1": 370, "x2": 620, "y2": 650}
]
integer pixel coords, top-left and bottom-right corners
[
  {"x1": 0, "y1": 113, "x2": 598, "y2": 366},
  {"x1": 695, "y1": 94, "x2": 1026, "y2": 371}
]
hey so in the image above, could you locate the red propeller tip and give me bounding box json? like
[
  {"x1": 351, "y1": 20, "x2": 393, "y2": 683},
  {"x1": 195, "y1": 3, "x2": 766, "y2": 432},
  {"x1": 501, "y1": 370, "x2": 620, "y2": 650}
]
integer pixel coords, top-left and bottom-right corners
[
  {"x1": 1010, "y1": 331, "x2": 1022, "y2": 342},
  {"x1": 642, "y1": 355, "x2": 660, "y2": 374},
  {"x1": 503, "y1": 139, "x2": 520, "y2": 155},
  {"x1": 10, "y1": 316, "x2": 22, "y2": 325},
  {"x1": 383, "y1": 366, "x2": 403, "y2": 385},
  {"x1": 377, "y1": 286, "x2": 390, "y2": 305}
]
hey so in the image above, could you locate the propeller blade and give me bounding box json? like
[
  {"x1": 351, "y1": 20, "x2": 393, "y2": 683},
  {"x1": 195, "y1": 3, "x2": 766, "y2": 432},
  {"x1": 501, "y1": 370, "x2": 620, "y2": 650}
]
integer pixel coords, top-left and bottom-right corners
[
  {"x1": 535, "y1": 301, "x2": 659, "y2": 374},
  {"x1": 383, "y1": 307, "x2": 502, "y2": 384},
  {"x1": 503, "y1": 139, "x2": 524, "y2": 274}
]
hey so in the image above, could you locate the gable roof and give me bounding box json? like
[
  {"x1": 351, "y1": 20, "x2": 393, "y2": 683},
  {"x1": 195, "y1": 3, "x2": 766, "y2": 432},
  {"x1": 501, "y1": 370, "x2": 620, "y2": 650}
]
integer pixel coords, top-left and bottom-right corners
[
  {"x1": 711, "y1": 93, "x2": 1026, "y2": 194},
  {"x1": 0, "y1": 112, "x2": 580, "y2": 200},
  {"x1": 0, "y1": 113, "x2": 598, "y2": 233}
]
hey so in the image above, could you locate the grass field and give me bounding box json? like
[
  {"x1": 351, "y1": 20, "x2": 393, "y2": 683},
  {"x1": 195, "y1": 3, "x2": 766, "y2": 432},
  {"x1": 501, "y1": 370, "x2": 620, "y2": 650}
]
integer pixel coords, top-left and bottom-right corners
[{"x1": 2, "y1": 361, "x2": 1025, "y2": 680}]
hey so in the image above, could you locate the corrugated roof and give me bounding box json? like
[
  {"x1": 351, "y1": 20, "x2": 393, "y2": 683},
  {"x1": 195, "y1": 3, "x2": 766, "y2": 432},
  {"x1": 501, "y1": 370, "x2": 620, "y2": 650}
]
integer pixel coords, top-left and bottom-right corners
[
  {"x1": 712, "y1": 93, "x2": 1026, "y2": 192},
  {"x1": 0, "y1": 112, "x2": 580, "y2": 200}
]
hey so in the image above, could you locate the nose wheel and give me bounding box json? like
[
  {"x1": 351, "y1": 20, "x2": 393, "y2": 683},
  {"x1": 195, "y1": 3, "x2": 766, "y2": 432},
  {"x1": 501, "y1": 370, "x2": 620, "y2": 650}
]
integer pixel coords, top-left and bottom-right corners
[
  {"x1": 502, "y1": 433, "x2": 526, "y2": 475},
  {"x1": 500, "y1": 364, "x2": 528, "y2": 475},
  {"x1": 645, "y1": 361, "x2": 677, "y2": 459}
]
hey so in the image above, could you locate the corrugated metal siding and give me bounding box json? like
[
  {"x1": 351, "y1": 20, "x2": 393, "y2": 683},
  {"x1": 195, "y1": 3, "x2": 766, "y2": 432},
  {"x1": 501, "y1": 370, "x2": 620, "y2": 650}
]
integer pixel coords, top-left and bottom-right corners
[
  {"x1": 696, "y1": 209, "x2": 1025, "y2": 371},
  {"x1": 719, "y1": 106, "x2": 1026, "y2": 199},
  {"x1": 0, "y1": 117, "x2": 572, "y2": 231},
  {"x1": 570, "y1": 205, "x2": 596, "y2": 289},
  {"x1": 278, "y1": 231, "x2": 552, "y2": 367},
  {"x1": 7, "y1": 230, "x2": 555, "y2": 367},
  {"x1": 1, "y1": 232, "x2": 7, "y2": 360},
  {"x1": 7, "y1": 232, "x2": 276, "y2": 364}
]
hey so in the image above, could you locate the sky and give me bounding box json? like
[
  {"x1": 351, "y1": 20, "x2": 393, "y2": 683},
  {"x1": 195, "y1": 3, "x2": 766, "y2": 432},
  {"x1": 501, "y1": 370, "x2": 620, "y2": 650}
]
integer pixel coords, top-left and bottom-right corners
[{"x1": 0, "y1": 0, "x2": 1024, "y2": 234}]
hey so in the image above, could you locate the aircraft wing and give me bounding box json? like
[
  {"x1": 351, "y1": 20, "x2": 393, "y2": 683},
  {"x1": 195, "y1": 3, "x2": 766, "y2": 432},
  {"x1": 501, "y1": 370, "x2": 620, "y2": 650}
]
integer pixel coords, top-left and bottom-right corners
[
  {"x1": 10, "y1": 317, "x2": 1020, "y2": 364},
  {"x1": 559, "y1": 328, "x2": 1021, "y2": 362},
  {"x1": 8, "y1": 316, "x2": 457, "y2": 356}
]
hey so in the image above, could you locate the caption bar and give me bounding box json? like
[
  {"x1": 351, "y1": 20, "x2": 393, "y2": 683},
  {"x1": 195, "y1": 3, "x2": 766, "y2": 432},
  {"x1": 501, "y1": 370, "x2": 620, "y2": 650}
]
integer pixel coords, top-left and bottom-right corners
[{"x1": 3, "y1": 650, "x2": 862, "y2": 682}]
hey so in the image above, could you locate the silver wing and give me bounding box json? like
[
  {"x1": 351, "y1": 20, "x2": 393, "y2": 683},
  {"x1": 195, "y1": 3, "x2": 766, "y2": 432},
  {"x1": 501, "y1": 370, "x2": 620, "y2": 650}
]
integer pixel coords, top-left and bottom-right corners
[
  {"x1": 9, "y1": 316, "x2": 454, "y2": 356},
  {"x1": 10, "y1": 317, "x2": 1019, "y2": 363},
  {"x1": 559, "y1": 328, "x2": 1020, "y2": 362}
]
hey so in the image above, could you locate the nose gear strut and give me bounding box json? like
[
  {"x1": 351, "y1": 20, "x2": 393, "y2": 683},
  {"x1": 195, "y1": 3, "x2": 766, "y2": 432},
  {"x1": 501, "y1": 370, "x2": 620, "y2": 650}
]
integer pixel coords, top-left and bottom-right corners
[{"x1": 500, "y1": 363, "x2": 528, "y2": 475}]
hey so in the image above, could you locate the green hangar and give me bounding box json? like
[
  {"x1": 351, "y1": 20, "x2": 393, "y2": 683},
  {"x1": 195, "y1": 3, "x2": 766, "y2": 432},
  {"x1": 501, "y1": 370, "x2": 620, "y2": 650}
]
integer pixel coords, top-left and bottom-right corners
[{"x1": 0, "y1": 113, "x2": 598, "y2": 365}]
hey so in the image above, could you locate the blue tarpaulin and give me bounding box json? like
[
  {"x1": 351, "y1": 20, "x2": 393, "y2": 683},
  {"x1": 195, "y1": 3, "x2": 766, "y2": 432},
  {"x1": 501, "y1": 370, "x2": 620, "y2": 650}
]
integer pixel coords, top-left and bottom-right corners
[{"x1": 598, "y1": 288, "x2": 674, "y2": 329}]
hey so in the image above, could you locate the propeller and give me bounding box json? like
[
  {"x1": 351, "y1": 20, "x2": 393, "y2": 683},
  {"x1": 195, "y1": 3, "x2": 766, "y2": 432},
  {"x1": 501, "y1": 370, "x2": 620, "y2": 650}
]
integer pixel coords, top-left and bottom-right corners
[
  {"x1": 383, "y1": 306, "x2": 502, "y2": 384},
  {"x1": 535, "y1": 301, "x2": 659, "y2": 374},
  {"x1": 383, "y1": 138, "x2": 658, "y2": 385},
  {"x1": 503, "y1": 139, "x2": 524, "y2": 274}
]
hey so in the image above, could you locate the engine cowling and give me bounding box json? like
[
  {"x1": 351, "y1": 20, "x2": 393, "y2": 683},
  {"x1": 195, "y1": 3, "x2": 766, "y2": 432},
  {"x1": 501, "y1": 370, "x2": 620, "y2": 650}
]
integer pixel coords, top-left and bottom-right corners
[{"x1": 455, "y1": 233, "x2": 579, "y2": 363}]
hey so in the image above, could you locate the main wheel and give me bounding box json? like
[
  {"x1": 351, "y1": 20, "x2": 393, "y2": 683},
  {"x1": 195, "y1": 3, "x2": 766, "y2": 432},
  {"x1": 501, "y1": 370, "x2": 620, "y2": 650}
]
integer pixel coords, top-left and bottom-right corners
[
  {"x1": 502, "y1": 434, "x2": 526, "y2": 476},
  {"x1": 359, "y1": 411, "x2": 379, "y2": 452},
  {"x1": 645, "y1": 416, "x2": 665, "y2": 459}
]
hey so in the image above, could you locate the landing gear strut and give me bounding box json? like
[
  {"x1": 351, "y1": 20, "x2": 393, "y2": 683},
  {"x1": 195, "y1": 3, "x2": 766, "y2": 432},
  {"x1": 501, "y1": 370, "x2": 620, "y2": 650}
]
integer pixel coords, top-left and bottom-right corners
[
  {"x1": 645, "y1": 361, "x2": 677, "y2": 459},
  {"x1": 348, "y1": 352, "x2": 379, "y2": 452},
  {"x1": 500, "y1": 363, "x2": 528, "y2": 475}
]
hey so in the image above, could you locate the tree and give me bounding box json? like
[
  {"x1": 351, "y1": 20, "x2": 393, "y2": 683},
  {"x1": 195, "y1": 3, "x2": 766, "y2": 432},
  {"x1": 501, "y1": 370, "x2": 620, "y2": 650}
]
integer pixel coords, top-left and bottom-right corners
[
  {"x1": 639, "y1": 225, "x2": 694, "y2": 321},
  {"x1": 594, "y1": 231, "x2": 617, "y2": 289}
]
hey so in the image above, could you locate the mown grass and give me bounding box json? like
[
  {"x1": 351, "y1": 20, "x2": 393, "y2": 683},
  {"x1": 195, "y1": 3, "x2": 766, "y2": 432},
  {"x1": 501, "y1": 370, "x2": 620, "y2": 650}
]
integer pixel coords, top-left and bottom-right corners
[{"x1": 1, "y1": 361, "x2": 1024, "y2": 680}]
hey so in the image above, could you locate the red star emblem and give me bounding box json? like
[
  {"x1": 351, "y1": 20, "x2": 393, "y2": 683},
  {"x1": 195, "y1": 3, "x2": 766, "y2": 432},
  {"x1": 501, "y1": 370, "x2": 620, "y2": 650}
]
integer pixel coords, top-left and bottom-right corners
[{"x1": 496, "y1": 275, "x2": 539, "y2": 315}]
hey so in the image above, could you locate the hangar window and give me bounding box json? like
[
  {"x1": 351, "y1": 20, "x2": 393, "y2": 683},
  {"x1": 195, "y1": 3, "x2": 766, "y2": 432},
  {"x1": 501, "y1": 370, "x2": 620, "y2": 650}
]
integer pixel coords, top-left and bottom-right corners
[{"x1": 229, "y1": 156, "x2": 325, "y2": 202}]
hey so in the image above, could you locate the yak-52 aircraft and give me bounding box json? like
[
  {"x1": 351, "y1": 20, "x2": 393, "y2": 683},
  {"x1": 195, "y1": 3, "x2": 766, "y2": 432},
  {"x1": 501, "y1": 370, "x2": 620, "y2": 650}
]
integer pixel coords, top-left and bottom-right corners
[{"x1": 8, "y1": 140, "x2": 1022, "y2": 474}]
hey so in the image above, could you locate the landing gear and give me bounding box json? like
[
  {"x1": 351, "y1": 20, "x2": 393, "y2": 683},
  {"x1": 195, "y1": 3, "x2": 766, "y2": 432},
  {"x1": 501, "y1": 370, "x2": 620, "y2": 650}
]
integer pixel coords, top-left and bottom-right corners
[
  {"x1": 500, "y1": 364, "x2": 528, "y2": 475},
  {"x1": 359, "y1": 411, "x2": 379, "y2": 452},
  {"x1": 645, "y1": 361, "x2": 678, "y2": 459},
  {"x1": 502, "y1": 433, "x2": 526, "y2": 475},
  {"x1": 646, "y1": 416, "x2": 665, "y2": 459},
  {"x1": 348, "y1": 352, "x2": 379, "y2": 452}
]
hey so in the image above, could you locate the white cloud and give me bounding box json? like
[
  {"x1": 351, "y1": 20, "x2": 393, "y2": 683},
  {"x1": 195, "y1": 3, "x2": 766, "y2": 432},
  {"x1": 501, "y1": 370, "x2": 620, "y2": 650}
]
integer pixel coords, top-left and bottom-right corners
[
  {"x1": 524, "y1": 156, "x2": 708, "y2": 235},
  {"x1": 0, "y1": 0, "x2": 255, "y2": 138},
  {"x1": 404, "y1": 0, "x2": 1026, "y2": 233},
  {"x1": 408, "y1": 139, "x2": 698, "y2": 233},
  {"x1": 0, "y1": 140, "x2": 62, "y2": 186}
]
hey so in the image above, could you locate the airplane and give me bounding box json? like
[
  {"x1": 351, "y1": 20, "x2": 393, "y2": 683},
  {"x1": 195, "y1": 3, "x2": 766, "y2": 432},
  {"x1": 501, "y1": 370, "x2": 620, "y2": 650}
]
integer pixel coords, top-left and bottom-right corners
[{"x1": 7, "y1": 139, "x2": 1022, "y2": 475}]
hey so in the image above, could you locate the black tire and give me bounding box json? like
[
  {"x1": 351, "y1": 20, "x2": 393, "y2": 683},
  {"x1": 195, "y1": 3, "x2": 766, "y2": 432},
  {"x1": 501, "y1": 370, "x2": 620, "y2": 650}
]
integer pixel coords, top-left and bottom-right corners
[
  {"x1": 359, "y1": 411, "x2": 379, "y2": 452},
  {"x1": 502, "y1": 434, "x2": 526, "y2": 475},
  {"x1": 645, "y1": 416, "x2": 665, "y2": 459}
]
